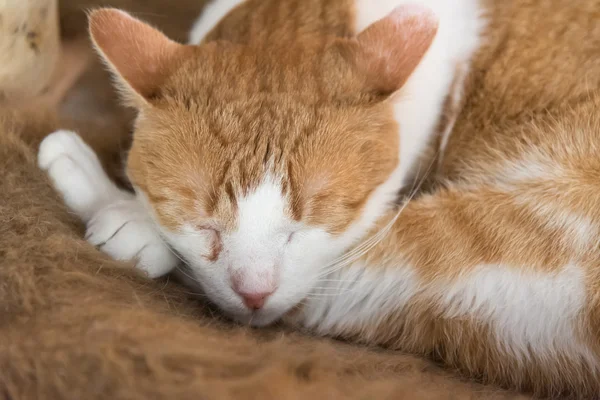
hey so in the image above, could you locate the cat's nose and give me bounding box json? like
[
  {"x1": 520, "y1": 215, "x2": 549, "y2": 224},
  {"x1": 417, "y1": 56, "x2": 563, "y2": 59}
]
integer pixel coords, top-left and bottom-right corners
[
  {"x1": 236, "y1": 290, "x2": 273, "y2": 310},
  {"x1": 230, "y1": 271, "x2": 276, "y2": 310}
]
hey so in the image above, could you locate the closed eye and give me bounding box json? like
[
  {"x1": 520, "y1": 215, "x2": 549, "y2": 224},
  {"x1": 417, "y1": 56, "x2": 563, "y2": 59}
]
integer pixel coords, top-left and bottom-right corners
[
  {"x1": 193, "y1": 223, "x2": 220, "y2": 235},
  {"x1": 203, "y1": 228, "x2": 222, "y2": 262},
  {"x1": 287, "y1": 231, "x2": 296, "y2": 244},
  {"x1": 185, "y1": 226, "x2": 219, "y2": 238}
]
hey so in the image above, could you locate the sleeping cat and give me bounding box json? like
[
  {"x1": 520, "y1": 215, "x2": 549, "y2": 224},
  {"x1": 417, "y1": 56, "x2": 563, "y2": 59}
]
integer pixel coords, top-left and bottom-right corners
[
  {"x1": 38, "y1": 0, "x2": 600, "y2": 396},
  {"x1": 39, "y1": 0, "x2": 480, "y2": 307}
]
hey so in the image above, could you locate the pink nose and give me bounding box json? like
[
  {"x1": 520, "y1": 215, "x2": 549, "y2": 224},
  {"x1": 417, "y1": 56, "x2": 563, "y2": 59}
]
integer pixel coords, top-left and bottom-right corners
[{"x1": 236, "y1": 291, "x2": 273, "y2": 310}]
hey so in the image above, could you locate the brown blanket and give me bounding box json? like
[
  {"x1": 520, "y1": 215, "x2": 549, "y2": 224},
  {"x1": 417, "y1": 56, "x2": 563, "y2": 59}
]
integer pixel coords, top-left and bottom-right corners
[{"x1": 3, "y1": 0, "x2": 596, "y2": 397}]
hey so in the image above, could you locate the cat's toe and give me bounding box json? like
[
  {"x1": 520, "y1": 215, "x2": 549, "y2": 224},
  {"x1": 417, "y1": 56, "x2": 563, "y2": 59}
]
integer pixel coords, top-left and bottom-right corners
[
  {"x1": 87, "y1": 200, "x2": 178, "y2": 278},
  {"x1": 85, "y1": 200, "x2": 143, "y2": 245},
  {"x1": 38, "y1": 130, "x2": 97, "y2": 173},
  {"x1": 134, "y1": 242, "x2": 179, "y2": 278},
  {"x1": 38, "y1": 130, "x2": 129, "y2": 222}
]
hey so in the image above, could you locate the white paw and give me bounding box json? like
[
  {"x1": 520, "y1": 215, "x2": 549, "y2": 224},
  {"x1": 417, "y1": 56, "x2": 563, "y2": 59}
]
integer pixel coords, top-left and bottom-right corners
[
  {"x1": 86, "y1": 199, "x2": 178, "y2": 278},
  {"x1": 39, "y1": 130, "x2": 177, "y2": 277},
  {"x1": 38, "y1": 130, "x2": 131, "y2": 222}
]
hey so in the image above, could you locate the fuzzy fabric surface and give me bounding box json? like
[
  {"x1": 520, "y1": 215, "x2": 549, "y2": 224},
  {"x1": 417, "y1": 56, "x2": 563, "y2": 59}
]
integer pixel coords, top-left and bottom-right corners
[{"x1": 3, "y1": 0, "x2": 591, "y2": 397}]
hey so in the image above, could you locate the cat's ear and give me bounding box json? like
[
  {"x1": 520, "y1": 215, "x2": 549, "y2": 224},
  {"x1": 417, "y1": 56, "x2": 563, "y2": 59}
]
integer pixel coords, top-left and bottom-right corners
[
  {"x1": 347, "y1": 5, "x2": 438, "y2": 96},
  {"x1": 88, "y1": 8, "x2": 191, "y2": 106}
]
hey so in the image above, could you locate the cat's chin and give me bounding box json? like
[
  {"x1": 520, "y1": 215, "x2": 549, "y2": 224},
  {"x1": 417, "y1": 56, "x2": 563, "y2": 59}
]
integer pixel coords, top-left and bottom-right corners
[{"x1": 228, "y1": 309, "x2": 285, "y2": 327}]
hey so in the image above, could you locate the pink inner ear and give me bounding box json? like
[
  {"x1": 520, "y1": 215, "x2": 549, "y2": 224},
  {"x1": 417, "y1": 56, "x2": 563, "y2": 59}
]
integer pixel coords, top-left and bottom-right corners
[
  {"x1": 89, "y1": 9, "x2": 186, "y2": 99},
  {"x1": 355, "y1": 5, "x2": 439, "y2": 95}
]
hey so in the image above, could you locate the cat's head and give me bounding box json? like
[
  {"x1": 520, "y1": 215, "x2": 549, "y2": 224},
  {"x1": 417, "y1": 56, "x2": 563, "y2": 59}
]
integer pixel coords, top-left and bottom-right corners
[{"x1": 88, "y1": 7, "x2": 437, "y2": 326}]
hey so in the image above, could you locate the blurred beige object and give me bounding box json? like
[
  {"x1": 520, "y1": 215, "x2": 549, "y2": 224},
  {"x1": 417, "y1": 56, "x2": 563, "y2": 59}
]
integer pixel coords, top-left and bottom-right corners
[{"x1": 0, "y1": 0, "x2": 60, "y2": 101}]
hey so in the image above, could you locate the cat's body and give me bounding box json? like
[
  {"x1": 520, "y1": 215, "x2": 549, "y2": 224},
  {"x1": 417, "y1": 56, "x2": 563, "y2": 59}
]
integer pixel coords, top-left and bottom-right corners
[{"x1": 38, "y1": 0, "x2": 600, "y2": 396}]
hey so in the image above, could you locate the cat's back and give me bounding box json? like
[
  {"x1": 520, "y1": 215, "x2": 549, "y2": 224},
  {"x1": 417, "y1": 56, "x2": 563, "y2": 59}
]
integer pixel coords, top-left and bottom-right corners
[{"x1": 442, "y1": 0, "x2": 600, "y2": 178}]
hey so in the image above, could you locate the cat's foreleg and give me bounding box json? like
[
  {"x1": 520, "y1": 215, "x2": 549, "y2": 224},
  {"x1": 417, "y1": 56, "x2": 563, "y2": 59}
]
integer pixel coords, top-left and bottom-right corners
[{"x1": 38, "y1": 130, "x2": 177, "y2": 277}]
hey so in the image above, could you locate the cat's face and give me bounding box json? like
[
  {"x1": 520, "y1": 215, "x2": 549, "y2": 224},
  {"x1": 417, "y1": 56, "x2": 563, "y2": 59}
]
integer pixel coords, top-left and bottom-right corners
[
  {"x1": 89, "y1": 7, "x2": 437, "y2": 325},
  {"x1": 128, "y1": 86, "x2": 400, "y2": 325}
]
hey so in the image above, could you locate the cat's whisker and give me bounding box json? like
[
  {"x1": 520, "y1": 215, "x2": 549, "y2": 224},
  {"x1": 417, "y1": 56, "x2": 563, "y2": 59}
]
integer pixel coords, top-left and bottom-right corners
[
  {"x1": 321, "y1": 183, "x2": 415, "y2": 270},
  {"x1": 321, "y1": 216, "x2": 395, "y2": 271},
  {"x1": 152, "y1": 229, "x2": 195, "y2": 272},
  {"x1": 317, "y1": 200, "x2": 406, "y2": 277},
  {"x1": 176, "y1": 269, "x2": 197, "y2": 284},
  {"x1": 310, "y1": 286, "x2": 354, "y2": 291},
  {"x1": 304, "y1": 293, "x2": 352, "y2": 298},
  {"x1": 317, "y1": 152, "x2": 438, "y2": 279},
  {"x1": 175, "y1": 267, "x2": 197, "y2": 282},
  {"x1": 177, "y1": 289, "x2": 211, "y2": 297},
  {"x1": 308, "y1": 286, "x2": 362, "y2": 297}
]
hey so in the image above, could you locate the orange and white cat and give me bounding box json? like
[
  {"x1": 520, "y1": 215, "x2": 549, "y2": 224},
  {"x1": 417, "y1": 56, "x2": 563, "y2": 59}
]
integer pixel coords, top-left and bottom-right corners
[
  {"x1": 39, "y1": 0, "x2": 483, "y2": 319},
  {"x1": 38, "y1": 0, "x2": 600, "y2": 396}
]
